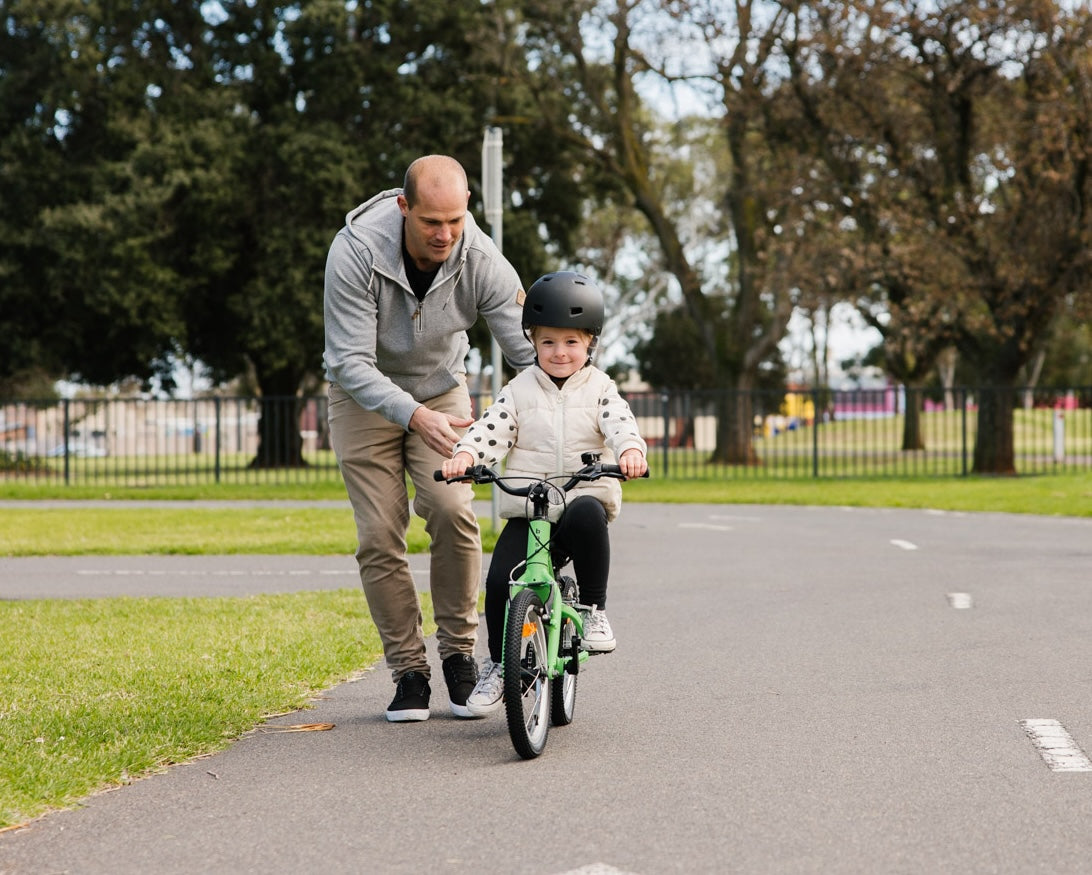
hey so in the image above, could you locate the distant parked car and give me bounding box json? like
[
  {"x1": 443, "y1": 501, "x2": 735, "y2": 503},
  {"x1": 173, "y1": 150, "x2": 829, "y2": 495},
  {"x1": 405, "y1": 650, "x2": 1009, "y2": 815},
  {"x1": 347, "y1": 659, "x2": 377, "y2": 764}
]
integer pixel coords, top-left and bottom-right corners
[{"x1": 47, "y1": 441, "x2": 107, "y2": 458}]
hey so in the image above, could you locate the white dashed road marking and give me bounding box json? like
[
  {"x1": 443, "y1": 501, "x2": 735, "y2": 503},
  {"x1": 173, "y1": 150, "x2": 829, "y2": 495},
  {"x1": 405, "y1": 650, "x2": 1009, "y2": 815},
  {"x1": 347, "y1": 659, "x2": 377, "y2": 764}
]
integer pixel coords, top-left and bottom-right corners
[
  {"x1": 554, "y1": 865, "x2": 641, "y2": 875},
  {"x1": 1020, "y1": 719, "x2": 1092, "y2": 772},
  {"x1": 890, "y1": 539, "x2": 918, "y2": 551},
  {"x1": 946, "y1": 592, "x2": 974, "y2": 609}
]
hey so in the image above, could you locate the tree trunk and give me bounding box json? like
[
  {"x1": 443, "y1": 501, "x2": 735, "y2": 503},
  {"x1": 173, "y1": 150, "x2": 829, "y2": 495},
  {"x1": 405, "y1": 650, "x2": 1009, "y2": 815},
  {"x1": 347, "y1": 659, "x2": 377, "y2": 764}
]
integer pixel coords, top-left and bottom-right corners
[
  {"x1": 250, "y1": 395, "x2": 307, "y2": 469},
  {"x1": 249, "y1": 368, "x2": 307, "y2": 469},
  {"x1": 1022, "y1": 349, "x2": 1046, "y2": 410},
  {"x1": 710, "y1": 379, "x2": 759, "y2": 466},
  {"x1": 902, "y1": 384, "x2": 925, "y2": 451},
  {"x1": 938, "y1": 348, "x2": 957, "y2": 410},
  {"x1": 972, "y1": 385, "x2": 1017, "y2": 475}
]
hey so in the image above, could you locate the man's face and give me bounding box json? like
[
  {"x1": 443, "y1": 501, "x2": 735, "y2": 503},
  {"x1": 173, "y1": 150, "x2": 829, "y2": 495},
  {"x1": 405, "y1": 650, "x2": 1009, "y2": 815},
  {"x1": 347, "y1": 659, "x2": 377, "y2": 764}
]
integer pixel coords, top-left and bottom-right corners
[{"x1": 398, "y1": 178, "x2": 469, "y2": 271}]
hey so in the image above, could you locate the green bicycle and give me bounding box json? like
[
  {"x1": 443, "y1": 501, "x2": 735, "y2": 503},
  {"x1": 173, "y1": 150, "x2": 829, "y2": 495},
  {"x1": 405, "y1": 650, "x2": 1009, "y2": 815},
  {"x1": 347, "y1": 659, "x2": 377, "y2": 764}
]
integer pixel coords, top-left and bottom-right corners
[{"x1": 436, "y1": 453, "x2": 646, "y2": 759}]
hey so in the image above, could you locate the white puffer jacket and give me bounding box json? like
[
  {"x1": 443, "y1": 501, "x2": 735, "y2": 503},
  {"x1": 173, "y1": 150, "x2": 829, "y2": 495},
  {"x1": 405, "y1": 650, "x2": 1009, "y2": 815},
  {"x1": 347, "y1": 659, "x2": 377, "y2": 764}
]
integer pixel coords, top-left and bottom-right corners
[{"x1": 454, "y1": 365, "x2": 647, "y2": 522}]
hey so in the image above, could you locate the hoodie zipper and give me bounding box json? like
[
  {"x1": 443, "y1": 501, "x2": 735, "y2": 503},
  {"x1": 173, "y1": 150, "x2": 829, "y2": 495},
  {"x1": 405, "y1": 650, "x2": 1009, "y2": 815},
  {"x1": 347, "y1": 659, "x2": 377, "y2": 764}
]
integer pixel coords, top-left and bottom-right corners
[{"x1": 410, "y1": 264, "x2": 462, "y2": 334}]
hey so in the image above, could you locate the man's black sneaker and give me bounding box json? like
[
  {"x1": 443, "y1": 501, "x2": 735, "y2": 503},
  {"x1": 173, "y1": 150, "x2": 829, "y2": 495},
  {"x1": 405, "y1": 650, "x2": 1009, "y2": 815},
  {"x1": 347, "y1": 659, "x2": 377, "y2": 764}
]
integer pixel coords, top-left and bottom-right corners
[
  {"x1": 442, "y1": 653, "x2": 480, "y2": 718},
  {"x1": 386, "y1": 671, "x2": 430, "y2": 722}
]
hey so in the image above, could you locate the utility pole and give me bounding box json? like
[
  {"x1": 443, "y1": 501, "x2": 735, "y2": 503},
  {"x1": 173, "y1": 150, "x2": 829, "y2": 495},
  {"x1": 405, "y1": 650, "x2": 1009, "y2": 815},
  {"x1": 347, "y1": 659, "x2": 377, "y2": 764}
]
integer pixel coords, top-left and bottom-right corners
[{"x1": 481, "y1": 126, "x2": 504, "y2": 532}]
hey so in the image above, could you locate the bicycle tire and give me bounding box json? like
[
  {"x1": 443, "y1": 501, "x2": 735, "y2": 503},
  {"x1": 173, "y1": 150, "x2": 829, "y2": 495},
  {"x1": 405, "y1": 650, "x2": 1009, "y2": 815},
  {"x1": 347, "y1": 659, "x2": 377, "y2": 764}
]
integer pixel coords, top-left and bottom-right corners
[
  {"x1": 550, "y1": 619, "x2": 578, "y2": 726},
  {"x1": 504, "y1": 588, "x2": 551, "y2": 759},
  {"x1": 551, "y1": 576, "x2": 578, "y2": 726}
]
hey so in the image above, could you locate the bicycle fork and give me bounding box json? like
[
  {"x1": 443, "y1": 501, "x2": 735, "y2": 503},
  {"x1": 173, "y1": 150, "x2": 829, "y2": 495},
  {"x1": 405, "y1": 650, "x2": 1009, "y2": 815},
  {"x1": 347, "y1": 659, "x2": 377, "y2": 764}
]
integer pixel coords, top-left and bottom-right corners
[{"x1": 505, "y1": 581, "x2": 588, "y2": 679}]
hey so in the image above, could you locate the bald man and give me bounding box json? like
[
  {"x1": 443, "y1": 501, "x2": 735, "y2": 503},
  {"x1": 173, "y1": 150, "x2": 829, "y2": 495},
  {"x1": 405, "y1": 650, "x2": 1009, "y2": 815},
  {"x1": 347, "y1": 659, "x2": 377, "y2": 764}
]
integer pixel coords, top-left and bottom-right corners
[{"x1": 323, "y1": 155, "x2": 535, "y2": 722}]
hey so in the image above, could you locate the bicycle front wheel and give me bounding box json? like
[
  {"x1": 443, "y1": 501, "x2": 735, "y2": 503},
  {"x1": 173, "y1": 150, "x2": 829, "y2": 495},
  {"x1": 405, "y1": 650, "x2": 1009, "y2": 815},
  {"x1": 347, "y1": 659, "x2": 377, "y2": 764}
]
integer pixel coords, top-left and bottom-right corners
[
  {"x1": 551, "y1": 614, "x2": 577, "y2": 726},
  {"x1": 504, "y1": 588, "x2": 551, "y2": 759}
]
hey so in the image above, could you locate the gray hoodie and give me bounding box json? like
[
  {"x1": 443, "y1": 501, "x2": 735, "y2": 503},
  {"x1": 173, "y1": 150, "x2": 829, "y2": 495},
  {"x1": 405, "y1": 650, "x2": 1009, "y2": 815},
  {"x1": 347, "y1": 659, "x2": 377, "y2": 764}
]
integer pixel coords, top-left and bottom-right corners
[{"x1": 323, "y1": 190, "x2": 535, "y2": 429}]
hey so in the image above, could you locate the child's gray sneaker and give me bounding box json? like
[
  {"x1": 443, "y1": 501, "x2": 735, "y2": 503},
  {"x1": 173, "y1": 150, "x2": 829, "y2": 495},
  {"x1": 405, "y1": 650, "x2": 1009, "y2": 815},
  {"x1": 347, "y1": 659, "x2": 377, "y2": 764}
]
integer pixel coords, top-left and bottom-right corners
[
  {"x1": 582, "y1": 607, "x2": 616, "y2": 652},
  {"x1": 466, "y1": 659, "x2": 504, "y2": 716}
]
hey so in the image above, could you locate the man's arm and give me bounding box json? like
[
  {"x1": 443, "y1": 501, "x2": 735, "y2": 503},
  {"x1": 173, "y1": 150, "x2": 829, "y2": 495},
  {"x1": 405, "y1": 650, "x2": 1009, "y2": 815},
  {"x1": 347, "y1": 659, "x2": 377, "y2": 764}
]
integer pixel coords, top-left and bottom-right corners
[
  {"x1": 471, "y1": 235, "x2": 536, "y2": 371},
  {"x1": 323, "y1": 231, "x2": 421, "y2": 429}
]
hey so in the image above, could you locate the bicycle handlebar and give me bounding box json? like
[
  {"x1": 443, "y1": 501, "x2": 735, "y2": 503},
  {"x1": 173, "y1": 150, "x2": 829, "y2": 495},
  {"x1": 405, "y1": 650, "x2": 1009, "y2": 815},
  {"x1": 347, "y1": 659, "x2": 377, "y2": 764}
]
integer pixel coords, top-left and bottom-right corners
[{"x1": 433, "y1": 454, "x2": 649, "y2": 496}]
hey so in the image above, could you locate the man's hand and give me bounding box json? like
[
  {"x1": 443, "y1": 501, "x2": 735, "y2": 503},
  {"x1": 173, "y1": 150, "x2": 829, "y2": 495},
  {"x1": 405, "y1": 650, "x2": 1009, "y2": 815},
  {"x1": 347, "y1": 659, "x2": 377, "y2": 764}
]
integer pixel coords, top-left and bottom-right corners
[{"x1": 409, "y1": 406, "x2": 473, "y2": 457}]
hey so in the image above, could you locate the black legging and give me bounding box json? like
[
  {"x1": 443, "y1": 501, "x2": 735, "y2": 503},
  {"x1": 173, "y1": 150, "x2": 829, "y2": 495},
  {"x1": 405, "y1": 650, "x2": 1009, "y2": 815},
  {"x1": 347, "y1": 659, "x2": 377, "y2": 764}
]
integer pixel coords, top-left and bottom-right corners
[{"x1": 483, "y1": 495, "x2": 610, "y2": 663}]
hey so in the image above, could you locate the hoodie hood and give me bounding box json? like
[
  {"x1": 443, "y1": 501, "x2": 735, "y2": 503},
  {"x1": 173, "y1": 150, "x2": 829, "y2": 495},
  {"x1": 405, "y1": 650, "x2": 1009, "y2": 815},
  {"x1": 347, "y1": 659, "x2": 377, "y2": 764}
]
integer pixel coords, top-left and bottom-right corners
[{"x1": 343, "y1": 189, "x2": 476, "y2": 288}]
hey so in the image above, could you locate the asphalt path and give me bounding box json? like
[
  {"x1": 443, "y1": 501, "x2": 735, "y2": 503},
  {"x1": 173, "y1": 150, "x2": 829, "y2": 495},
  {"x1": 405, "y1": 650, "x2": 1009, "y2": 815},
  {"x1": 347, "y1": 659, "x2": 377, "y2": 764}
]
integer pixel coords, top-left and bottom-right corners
[{"x1": 3, "y1": 503, "x2": 1092, "y2": 873}]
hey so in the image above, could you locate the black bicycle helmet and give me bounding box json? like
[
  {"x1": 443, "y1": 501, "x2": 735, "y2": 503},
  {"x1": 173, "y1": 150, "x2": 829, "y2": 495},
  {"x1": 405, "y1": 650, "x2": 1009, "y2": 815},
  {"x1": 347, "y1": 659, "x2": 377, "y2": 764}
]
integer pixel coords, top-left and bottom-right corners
[{"x1": 522, "y1": 271, "x2": 605, "y2": 336}]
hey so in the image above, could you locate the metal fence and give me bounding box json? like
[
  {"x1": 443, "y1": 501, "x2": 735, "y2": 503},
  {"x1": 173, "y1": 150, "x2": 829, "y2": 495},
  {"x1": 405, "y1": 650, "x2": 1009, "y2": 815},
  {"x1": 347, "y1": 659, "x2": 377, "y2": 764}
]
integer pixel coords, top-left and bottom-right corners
[{"x1": 2, "y1": 385, "x2": 1090, "y2": 486}]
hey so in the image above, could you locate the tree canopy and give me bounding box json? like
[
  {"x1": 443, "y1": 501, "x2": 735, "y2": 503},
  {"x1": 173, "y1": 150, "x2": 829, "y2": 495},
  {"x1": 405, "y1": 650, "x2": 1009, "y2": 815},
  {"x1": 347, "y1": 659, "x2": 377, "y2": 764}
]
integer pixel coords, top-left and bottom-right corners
[{"x1": 2, "y1": 0, "x2": 1088, "y2": 474}]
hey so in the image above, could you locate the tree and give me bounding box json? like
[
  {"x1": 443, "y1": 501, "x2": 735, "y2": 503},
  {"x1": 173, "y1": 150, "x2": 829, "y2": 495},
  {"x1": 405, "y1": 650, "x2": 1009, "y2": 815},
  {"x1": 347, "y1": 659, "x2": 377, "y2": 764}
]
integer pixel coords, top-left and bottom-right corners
[
  {"x1": 495, "y1": 0, "x2": 808, "y2": 465},
  {"x1": 2, "y1": 0, "x2": 586, "y2": 467},
  {"x1": 0, "y1": 0, "x2": 189, "y2": 390},
  {"x1": 787, "y1": 0, "x2": 1092, "y2": 473}
]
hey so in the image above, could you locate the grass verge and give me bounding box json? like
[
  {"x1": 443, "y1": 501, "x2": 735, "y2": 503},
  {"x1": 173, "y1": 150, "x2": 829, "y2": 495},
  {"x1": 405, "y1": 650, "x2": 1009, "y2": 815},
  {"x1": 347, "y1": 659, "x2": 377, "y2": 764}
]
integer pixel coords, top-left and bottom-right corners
[
  {"x1": 0, "y1": 510, "x2": 505, "y2": 556},
  {"x1": 620, "y1": 471, "x2": 1092, "y2": 517},
  {"x1": 0, "y1": 590, "x2": 426, "y2": 829}
]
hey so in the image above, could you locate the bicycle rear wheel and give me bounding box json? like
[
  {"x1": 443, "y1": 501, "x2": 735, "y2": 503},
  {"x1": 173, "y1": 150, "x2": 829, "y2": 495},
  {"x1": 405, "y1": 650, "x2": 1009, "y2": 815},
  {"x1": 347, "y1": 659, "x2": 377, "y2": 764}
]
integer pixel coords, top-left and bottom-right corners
[{"x1": 504, "y1": 588, "x2": 551, "y2": 759}]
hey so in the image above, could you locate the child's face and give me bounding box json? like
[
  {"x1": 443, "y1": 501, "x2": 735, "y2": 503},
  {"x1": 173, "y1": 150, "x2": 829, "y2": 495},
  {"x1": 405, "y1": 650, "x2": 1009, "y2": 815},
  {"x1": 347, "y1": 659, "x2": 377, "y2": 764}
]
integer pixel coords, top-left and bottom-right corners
[{"x1": 532, "y1": 326, "x2": 593, "y2": 379}]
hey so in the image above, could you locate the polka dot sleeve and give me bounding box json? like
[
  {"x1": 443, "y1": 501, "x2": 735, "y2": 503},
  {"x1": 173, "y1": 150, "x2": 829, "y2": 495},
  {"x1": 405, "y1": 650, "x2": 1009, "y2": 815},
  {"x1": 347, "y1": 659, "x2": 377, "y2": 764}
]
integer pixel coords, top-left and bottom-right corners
[{"x1": 453, "y1": 392, "x2": 519, "y2": 466}]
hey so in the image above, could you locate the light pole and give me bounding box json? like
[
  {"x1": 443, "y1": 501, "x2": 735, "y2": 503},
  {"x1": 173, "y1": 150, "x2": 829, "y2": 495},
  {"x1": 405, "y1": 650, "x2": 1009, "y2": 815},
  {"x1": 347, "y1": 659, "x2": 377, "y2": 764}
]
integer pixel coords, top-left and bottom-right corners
[{"x1": 481, "y1": 126, "x2": 504, "y2": 531}]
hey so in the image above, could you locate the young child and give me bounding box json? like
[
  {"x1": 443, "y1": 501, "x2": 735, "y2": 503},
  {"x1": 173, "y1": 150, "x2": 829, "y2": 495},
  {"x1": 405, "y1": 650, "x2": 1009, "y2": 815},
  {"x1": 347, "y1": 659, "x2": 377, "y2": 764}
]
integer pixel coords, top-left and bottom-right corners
[{"x1": 440, "y1": 270, "x2": 648, "y2": 716}]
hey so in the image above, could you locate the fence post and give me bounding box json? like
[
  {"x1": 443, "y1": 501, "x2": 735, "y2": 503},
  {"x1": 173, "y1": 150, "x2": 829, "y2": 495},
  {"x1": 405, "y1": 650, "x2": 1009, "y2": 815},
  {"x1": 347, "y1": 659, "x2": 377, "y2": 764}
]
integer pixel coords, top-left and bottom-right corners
[
  {"x1": 812, "y1": 388, "x2": 820, "y2": 479},
  {"x1": 661, "y1": 392, "x2": 670, "y2": 477},
  {"x1": 214, "y1": 397, "x2": 222, "y2": 483},
  {"x1": 961, "y1": 389, "x2": 968, "y2": 477},
  {"x1": 62, "y1": 398, "x2": 71, "y2": 485}
]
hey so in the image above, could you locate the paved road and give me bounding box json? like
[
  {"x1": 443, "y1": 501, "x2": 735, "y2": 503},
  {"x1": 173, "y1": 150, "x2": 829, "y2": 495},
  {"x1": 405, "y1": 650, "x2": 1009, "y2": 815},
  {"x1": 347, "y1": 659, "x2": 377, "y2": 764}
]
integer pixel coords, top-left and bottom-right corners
[{"x1": 3, "y1": 504, "x2": 1092, "y2": 873}]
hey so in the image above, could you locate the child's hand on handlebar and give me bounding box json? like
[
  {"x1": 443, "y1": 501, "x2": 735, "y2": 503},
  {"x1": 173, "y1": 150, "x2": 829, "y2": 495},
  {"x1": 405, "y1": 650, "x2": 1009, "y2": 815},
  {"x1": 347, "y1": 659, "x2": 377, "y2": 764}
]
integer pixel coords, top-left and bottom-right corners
[
  {"x1": 619, "y1": 448, "x2": 648, "y2": 479},
  {"x1": 441, "y1": 451, "x2": 476, "y2": 480}
]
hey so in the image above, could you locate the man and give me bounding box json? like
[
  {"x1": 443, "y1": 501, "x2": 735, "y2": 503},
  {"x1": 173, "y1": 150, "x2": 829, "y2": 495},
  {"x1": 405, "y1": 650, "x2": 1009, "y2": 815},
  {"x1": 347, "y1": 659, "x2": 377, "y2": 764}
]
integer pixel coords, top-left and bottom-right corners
[{"x1": 323, "y1": 155, "x2": 534, "y2": 722}]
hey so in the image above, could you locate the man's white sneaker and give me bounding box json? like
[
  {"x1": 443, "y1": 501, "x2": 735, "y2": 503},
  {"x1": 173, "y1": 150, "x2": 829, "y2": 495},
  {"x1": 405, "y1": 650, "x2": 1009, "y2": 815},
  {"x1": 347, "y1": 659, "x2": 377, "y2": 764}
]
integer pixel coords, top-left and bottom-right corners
[
  {"x1": 466, "y1": 659, "x2": 504, "y2": 716},
  {"x1": 582, "y1": 607, "x2": 616, "y2": 652}
]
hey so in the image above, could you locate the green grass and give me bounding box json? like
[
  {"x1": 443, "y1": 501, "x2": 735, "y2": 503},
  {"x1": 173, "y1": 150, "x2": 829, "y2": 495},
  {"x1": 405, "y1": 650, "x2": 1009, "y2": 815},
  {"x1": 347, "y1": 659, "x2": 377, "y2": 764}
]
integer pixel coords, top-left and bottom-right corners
[
  {"x1": 621, "y1": 471, "x2": 1092, "y2": 517},
  {"x1": 0, "y1": 507, "x2": 362, "y2": 556},
  {"x1": 0, "y1": 478, "x2": 353, "y2": 502},
  {"x1": 0, "y1": 590, "x2": 425, "y2": 828},
  {"x1": 0, "y1": 508, "x2": 510, "y2": 556}
]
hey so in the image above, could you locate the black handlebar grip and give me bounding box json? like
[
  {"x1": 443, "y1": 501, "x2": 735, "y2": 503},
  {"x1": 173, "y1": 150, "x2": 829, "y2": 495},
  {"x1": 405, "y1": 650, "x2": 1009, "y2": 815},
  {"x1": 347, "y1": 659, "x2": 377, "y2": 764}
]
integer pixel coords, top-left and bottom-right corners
[
  {"x1": 602, "y1": 464, "x2": 650, "y2": 479},
  {"x1": 433, "y1": 470, "x2": 445, "y2": 481}
]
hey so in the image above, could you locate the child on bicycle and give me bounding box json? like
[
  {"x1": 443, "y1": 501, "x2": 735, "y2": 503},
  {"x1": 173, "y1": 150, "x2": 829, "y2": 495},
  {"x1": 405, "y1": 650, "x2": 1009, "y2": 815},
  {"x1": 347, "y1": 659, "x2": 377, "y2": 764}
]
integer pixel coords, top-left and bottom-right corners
[{"x1": 440, "y1": 270, "x2": 648, "y2": 716}]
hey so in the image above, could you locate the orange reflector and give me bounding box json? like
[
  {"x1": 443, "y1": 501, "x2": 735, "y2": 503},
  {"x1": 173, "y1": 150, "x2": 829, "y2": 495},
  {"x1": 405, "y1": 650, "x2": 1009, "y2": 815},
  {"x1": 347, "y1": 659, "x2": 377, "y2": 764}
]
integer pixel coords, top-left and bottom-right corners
[{"x1": 522, "y1": 622, "x2": 536, "y2": 638}]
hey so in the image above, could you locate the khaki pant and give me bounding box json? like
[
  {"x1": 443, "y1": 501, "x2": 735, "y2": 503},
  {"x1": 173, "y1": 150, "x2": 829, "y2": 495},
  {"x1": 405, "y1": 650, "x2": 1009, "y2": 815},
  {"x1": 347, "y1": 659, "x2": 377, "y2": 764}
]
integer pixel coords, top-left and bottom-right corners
[{"x1": 328, "y1": 383, "x2": 481, "y2": 682}]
